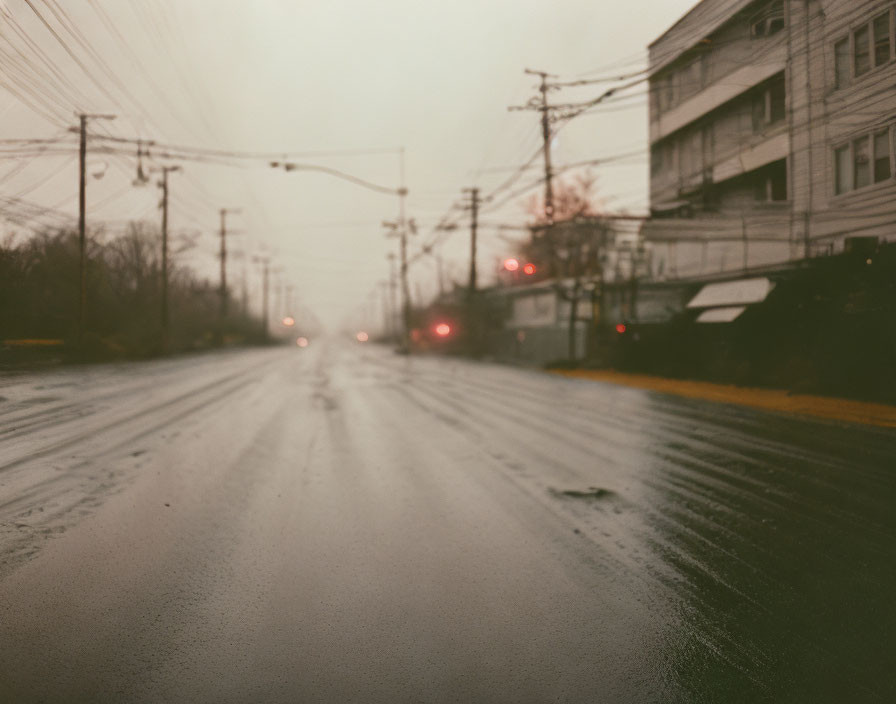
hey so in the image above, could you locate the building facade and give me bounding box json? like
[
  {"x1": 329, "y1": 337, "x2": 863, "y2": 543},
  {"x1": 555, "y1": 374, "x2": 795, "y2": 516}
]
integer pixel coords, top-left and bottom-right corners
[{"x1": 643, "y1": 0, "x2": 896, "y2": 279}]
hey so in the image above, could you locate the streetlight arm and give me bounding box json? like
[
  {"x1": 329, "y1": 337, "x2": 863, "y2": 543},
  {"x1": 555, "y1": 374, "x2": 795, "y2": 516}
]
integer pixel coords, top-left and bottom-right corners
[{"x1": 270, "y1": 161, "x2": 402, "y2": 196}]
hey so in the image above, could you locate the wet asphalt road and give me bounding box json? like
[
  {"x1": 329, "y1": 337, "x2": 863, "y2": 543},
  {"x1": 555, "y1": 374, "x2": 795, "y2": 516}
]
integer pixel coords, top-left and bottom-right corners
[{"x1": 1, "y1": 341, "x2": 894, "y2": 703}]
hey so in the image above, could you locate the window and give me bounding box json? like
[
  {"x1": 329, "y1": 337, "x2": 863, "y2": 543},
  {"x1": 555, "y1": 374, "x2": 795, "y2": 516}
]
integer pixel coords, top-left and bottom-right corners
[
  {"x1": 751, "y1": 1, "x2": 785, "y2": 37},
  {"x1": 873, "y1": 12, "x2": 891, "y2": 67},
  {"x1": 854, "y1": 136, "x2": 871, "y2": 188},
  {"x1": 701, "y1": 127, "x2": 712, "y2": 170},
  {"x1": 651, "y1": 144, "x2": 664, "y2": 176},
  {"x1": 679, "y1": 129, "x2": 703, "y2": 178},
  {"x1": 751, "y1": 160, "x2": 787, "y2": 202},
  {"x1": 855, "y1": 25, "x2": 871, "y2": 76},
  {"x1": 751, "y1": 93, "x2": 766, "y2": 132},
  {"x1": 874, "y1": 130, "x2": 891, "y2": 182},
  {"x1": 835, "y1": 10, "x2": 896, "y2": 90},
  {"x1": 678, "y1": 55, "x2": 704, "y2": 102},
  {"x1": 657, "y1": 74, "x2": 675, "y2": 113},
  {"x1": 835, "y1": 145, "x2": 852, "y2": 194},
  {"x1": 752, "y1": 74, "x2": 786, "y2": 132},
  {"x1": 835, "y1": 38, "x2": 850, "y2": 89},
  {"x1": 769, "y1": 75, "x2": 786, "y2": 123},
  {"x1": 769, "y1": 161, "x2": 788, "y2": 201},
  {"x1": 835, "y1": 127, "x2": 896, "y2": 195}
]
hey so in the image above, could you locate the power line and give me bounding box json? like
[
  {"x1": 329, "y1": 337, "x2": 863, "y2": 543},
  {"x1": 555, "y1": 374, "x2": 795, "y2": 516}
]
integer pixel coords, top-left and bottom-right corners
[{"x1": 21, "y1": 0, "x2": 127, "y2": 116}]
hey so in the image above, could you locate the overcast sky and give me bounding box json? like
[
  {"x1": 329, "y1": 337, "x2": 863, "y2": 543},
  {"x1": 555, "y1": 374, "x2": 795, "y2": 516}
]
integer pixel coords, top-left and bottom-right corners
[{"x1": 1, "y1": 0, "x2": 699, "y2": 331}]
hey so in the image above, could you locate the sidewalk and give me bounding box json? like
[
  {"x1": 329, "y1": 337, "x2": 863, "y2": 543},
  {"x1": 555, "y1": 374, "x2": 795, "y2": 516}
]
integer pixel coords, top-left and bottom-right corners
[{"x1": 551, "y1": 369, "x2": 896, "y2": 429}]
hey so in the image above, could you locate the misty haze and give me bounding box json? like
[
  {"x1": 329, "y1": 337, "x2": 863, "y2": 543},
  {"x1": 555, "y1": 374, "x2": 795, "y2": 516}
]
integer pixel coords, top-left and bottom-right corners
[{"x1": 2, "y1": 1, "x2": 895, "y2": 702}]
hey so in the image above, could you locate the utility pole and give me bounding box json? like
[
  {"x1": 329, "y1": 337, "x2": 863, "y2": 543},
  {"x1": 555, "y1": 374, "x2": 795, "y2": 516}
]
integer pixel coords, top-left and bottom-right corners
[
  {"x1": 263, "y1": 263, "x2": 270, "y2": 339},
  {"x1": 435, "y1": 253, "x2": 445, "y2": 297},
  {"x1": 383, "y1": 150, "x2": 414, "y2": 349},
  {"x1": 386, "y1": 252, "x2": 398, "y2": 341},
  {"x1": 218, "y1": 207, "x2": 241, "y2": 323},
  {"x1": 253, "y1": 255, "x2": 270, "y2": 339},
  {"x1": 383, "y1": 218, "x2": 415, "y2": 348},
  {"x1": 378, "y1": 280, "x2": 391, "y2": 339},
  {"x1": 462, "y1": 187, "x2": 480, "y2": 295},
  {"x1": 397, "y1": 149, "x2": 413, "y2": 349},
  {"x1": 154, "y1": 165, "x2": 181, "y2": 354},
  {"x1": 76, "y1": 113, "x2": 115, "y2": 345},
  {"x1": 509, "y1": 69, "x2": 558, "y2": 223}
]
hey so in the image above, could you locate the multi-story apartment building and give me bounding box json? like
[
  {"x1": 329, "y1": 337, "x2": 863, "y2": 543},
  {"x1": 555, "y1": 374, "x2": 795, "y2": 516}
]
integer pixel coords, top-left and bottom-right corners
[{"x1": 643, "y1": 0, "x2": 896, "y2": 279}]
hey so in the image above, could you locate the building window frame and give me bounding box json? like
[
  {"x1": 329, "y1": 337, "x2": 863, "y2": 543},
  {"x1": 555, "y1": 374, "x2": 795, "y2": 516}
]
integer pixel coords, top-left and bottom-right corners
[
  {"x1": 833, "y1": 124, "x2": 896, "y2": 196},
  {"x1": 677, "y1": 53, "x2": 706, "y2": 103},
  {"x1": 751, "y1": 73, "x2": 786, "y2": 133},
  {"x1": 874, "y1": 129, "x2": 892, "y2": 182},
  {"x1": 651, "y1": 143, "x2": 664, "y2": 176},
  {"x1": 833, "y1": 7, "x2": 896, "y2": 91},
  {"x1": 654, "y1": 50, "x2": 709, "y2": 115},
  {"x1": 752, "y1": 159, "x2": 788, "y2": 202},
  {"x1": 656, "y1": 73, "x2": 676, "y2": 114},
  {"x1": 750, "y1": 0, "x2": 785, "y2": 38},
  {"x1": 834, "y1": 37, "x2": 850, "y2": 89}
]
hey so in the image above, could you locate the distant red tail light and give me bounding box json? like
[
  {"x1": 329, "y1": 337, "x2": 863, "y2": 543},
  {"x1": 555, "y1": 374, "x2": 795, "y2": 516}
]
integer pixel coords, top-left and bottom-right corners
[
  {"x1": 434, "y1": 323, "x2": 451, "y2": 337},
  {"x1": 615, "y1": 324, "x2": 626, "y2": 334}
]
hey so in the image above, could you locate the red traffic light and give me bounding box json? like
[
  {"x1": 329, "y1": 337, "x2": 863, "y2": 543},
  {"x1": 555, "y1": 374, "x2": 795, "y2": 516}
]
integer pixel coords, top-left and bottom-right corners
[
  {"x1": 503, "y1": 258, "x2": 520, "y2": 272},
  {"x1": 434, "y1": 323, "x2": 451, "y2": 337},
  {"x1": 615, "y1": 324, "x2": 626, "y2": 334},
  {"x1": 523, "y1": 263, "x2": 536, "y2": 275}
]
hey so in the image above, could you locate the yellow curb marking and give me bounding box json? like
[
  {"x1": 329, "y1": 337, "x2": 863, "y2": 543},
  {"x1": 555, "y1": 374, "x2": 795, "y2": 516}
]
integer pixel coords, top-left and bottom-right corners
[{"x1": 551, "y1": 369, "x2": 896, "y2": 429}]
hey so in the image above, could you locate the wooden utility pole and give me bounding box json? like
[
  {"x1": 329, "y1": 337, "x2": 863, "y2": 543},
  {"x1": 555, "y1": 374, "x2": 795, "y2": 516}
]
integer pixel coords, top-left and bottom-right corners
[
  {"x1": 509, "y1": 69, "x2": 557, "y2": 223},
  {"x1": 218, "y1": 207, "x2": 240, "y2": 322},
  {"x1": 435, "y1": 253, "x2": 445, "y2": 297},
  {"x1": 253, "y1": 255, "x2": 270, "y2": 339},
  {"x1": 397, "y1": 149, "x2": 413, "y2": 349},
  {"x1": 383, "y1": 226, "x2": 409, "y2": 345},
  {"x1": 155, "y1": 165, "x2": 181, "y2": 353},
  {"x1": 383, "y1": 151, "x2": 414, "y2": 350},
  {"x1": 378, "y1": 280, "x2": 392, "y2": 339},
  {"x1": 262, "y1": 262, "x2": 270, "y2": 338},
  {"x1": 462, "y1": 187, "x2": 480, "y2": 295},
  {"x1": 76, "y1": 113, "x2": 115, "y2": 345},
  {"x1": 386, "y1": 253, "x2": 398, "y2": 341},
  {"x1": 78, "y1": 115, "x2": 86, "y2": 341}
]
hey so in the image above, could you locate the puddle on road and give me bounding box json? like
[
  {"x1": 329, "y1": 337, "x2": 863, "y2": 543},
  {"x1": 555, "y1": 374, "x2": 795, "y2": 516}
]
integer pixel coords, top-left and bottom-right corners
[
  {"x1": 547, "y1": 486, "x2": 627, "y2": 516},
  {"x1": 550, "y1": 487, "x2": 615, "y2": 501}
]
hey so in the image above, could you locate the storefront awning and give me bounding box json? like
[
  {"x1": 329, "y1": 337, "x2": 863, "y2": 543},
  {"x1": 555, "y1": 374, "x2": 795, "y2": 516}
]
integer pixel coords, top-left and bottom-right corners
[
  {"x1": 687, "y1": 277, "x2": 774, "y2": 309},
  {"x1": 650, "y1": 200, "x2": 690, "y2": 215},
  {"x1": 696, "y1": 306, "x2": 747, "y2": 323}
]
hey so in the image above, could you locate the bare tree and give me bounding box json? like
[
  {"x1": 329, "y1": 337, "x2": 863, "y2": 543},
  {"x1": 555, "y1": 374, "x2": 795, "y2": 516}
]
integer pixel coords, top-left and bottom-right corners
[{"x1": 521, "y1": 171, "x2": 611, "y2": 361}]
